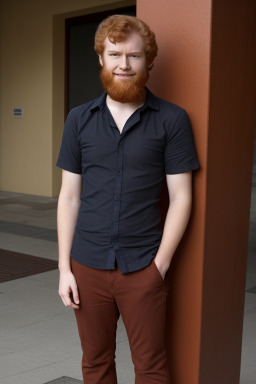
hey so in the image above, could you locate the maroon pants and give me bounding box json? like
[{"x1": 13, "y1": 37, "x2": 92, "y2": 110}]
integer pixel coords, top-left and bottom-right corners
[{"x1": 71, "y1": 257, "x2": 170, "y2": 384}]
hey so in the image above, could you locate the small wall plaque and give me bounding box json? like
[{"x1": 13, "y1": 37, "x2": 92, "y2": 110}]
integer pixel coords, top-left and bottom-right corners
[{"x1": 13, "y1": 108, "x2": 24, "y2": 117}]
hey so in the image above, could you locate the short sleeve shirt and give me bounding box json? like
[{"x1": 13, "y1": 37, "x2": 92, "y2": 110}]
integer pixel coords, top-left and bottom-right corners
[{"x1": 56, "y1": 88, "x2": 200, "y2": 274}]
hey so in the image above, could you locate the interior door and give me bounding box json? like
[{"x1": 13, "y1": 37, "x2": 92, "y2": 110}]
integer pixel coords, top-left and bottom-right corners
[{"x1": 66, "y1": 6, "x2": 136, "y2": 114}]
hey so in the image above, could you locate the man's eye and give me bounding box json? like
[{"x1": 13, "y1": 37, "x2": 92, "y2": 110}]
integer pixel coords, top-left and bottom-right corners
[{"x1": 110, "y1": 53, "x2": 118, "y2": 56}]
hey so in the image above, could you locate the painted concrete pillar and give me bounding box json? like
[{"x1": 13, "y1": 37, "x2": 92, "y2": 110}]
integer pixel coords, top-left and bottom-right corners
[{"x1": 137, "y1": 0, "x2": 256, "y2": 383}]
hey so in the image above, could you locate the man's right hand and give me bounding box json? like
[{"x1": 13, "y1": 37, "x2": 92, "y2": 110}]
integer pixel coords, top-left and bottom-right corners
[{"x1": 58, "y1": 270, "x2": 80, "y2": 309}]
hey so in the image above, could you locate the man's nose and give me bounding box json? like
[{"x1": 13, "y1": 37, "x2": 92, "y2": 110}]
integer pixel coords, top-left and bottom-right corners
[{"x1": 119, "y1": 55, "x2": 131, "y2": 70}]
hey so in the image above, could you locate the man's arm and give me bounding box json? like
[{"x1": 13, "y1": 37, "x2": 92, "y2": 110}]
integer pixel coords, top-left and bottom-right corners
[
  {"x1": 154, "y1": 171, "x2": 192, "y2": 278},
  {"x1": 57, "y1": 169, "x2": 82, "y2": 309}
]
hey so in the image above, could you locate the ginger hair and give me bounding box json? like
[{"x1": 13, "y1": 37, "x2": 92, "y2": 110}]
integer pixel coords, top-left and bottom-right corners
[{"x1": 94, "y1": 14, "x2": 158, "y2": 67}]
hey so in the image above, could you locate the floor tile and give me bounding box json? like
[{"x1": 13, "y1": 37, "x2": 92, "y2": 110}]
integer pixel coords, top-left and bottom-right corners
[
  {"x1": 240, "y1": 364, "x2": 256, "y2": 384},
  {"x1": 0, "y1": 351, "x2": 53, "y2": 379},
  {"x1": 0, "y1": 220, "x2": 57, "y2": 241},
  {"x1": 44, "y1": 377, "x2": 82, "y2": 384},
  {"x1": 0, "y1": 232, "x2": 58, "y2": 260},
  {"x1": 243, "y1": 293, "x2": 256, "y2": 313}
]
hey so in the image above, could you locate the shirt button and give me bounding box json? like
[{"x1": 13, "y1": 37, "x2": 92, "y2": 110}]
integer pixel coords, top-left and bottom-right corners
[
  {"x1": 118, "y1": 145, "x2": 121, "y2": 150},
  {"x1": 115, "y1": 195, "x2": 120, "y2": 201},
  {"x1": 114, "y1": 218, "x2": 118, "y2": 222},
  {"x1": 117, "y1": 170, "x2": 121, "y2": 175}
]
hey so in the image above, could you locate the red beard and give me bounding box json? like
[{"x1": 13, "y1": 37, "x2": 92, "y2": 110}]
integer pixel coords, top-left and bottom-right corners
[{"x1": 100, "y1": 66, "x2": 149, "y2": 103}]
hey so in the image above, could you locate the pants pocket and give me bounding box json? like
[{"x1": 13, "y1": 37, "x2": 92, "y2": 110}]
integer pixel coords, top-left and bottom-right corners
[{"x1": 151, "y1": 259, "x2": 166, "y2": 283}]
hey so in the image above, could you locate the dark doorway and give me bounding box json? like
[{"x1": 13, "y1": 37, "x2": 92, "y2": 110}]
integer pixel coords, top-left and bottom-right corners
[{"x1": 65, "y1": 6, "x2": 136, "y2": 116}]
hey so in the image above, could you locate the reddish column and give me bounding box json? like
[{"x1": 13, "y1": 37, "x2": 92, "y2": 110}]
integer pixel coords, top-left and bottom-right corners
[{"x1": 137, "y1": 0, "x2": 256, "y2": 383}]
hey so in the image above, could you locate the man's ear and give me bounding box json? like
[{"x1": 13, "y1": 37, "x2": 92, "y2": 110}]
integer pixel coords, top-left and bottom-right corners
[
  {"x1": 148, "y1": 61, "x2": 155, "y2": 71},
  {"x1": 99, "y1": 55, "x2": 103, "y2": 67}
]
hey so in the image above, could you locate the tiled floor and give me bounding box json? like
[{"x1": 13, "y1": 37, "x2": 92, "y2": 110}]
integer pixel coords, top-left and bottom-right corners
[
  {"x1": 0, "y1": 191, "x2": 134, "y2": 384},
  {"x1": 0, "y1": 156, "x2": 255, "y2": 383}
]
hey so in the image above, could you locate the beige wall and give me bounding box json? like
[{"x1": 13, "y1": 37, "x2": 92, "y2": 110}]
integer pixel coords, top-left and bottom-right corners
[{"x1": 0, "y1": 0, "x2": 135, "y2": 197}]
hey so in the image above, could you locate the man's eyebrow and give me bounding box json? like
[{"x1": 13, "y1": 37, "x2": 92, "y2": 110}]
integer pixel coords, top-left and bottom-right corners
[{"x1": 107, "y1": 50, "x2": 143, "y2": 55}]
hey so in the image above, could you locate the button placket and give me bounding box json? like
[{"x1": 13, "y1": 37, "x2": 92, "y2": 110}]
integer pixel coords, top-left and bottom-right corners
[
  {"x1": 104, "y1": 106, "x2": 141, "y2": 272},
  {"x1": 110, "y1": 138, "x2": 124, "y2": 253}
]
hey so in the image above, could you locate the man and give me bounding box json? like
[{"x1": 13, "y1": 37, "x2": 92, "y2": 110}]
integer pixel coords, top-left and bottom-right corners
[{"x1": 56, "y1": 15, "x2": 199, "y2": 384}]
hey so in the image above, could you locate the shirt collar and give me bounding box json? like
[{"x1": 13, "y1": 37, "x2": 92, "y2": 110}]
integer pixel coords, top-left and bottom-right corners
[
  {"x1": 89, "y1": 91, "x2": 107, "y2": 112},
  {"x1": 89, "y1": 87, "x2": 160, "y2": 113},
  {"x1": 141, "y1": 88, "x2": 160, "y2": 111}
]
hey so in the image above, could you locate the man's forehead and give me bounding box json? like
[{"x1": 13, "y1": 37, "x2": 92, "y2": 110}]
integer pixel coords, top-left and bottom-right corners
[{"x1": 103, "y1": 32, "x2": 145, "y2": 51}]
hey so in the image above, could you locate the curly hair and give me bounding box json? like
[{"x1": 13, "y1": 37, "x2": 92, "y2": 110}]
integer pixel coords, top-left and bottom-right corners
[{"x1": 94, "y1": 15, "x2": 158, "y2": 66}]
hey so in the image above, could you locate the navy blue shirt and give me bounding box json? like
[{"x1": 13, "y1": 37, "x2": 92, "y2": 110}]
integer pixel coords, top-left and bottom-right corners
[{"x1": 56, "y1": 88, "x2": 200, "y2": 274}]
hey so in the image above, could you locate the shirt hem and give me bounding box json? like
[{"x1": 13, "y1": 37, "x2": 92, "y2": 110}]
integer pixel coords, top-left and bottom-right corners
[
  {"x1": 165, "y1": 161, "x2": 200, "y2": 175},
  {"x1": 71, "y1": 254, "x2": 111, "y2": 269},
  {"x1": 71, "y1": 254, "x2": 155, "y2": 274},
  {"x1": 56, "y1": 162, "x2": 82, "y2": 174}
]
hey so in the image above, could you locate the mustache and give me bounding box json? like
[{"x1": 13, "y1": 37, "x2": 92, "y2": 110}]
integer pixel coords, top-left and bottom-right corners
[{"x1": 100, "y1": 67, "x2": 149, "y2": 103}]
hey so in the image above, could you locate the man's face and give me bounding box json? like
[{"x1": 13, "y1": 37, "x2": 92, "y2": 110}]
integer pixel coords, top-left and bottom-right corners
[{"x1": 99, "y1": 32, "x2": 150, "y2": 103}]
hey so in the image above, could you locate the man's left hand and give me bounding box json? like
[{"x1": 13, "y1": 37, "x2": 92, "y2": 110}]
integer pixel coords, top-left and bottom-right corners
[{"x1": 154, "y1": 256, "x2": 170, "y2": 280}]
